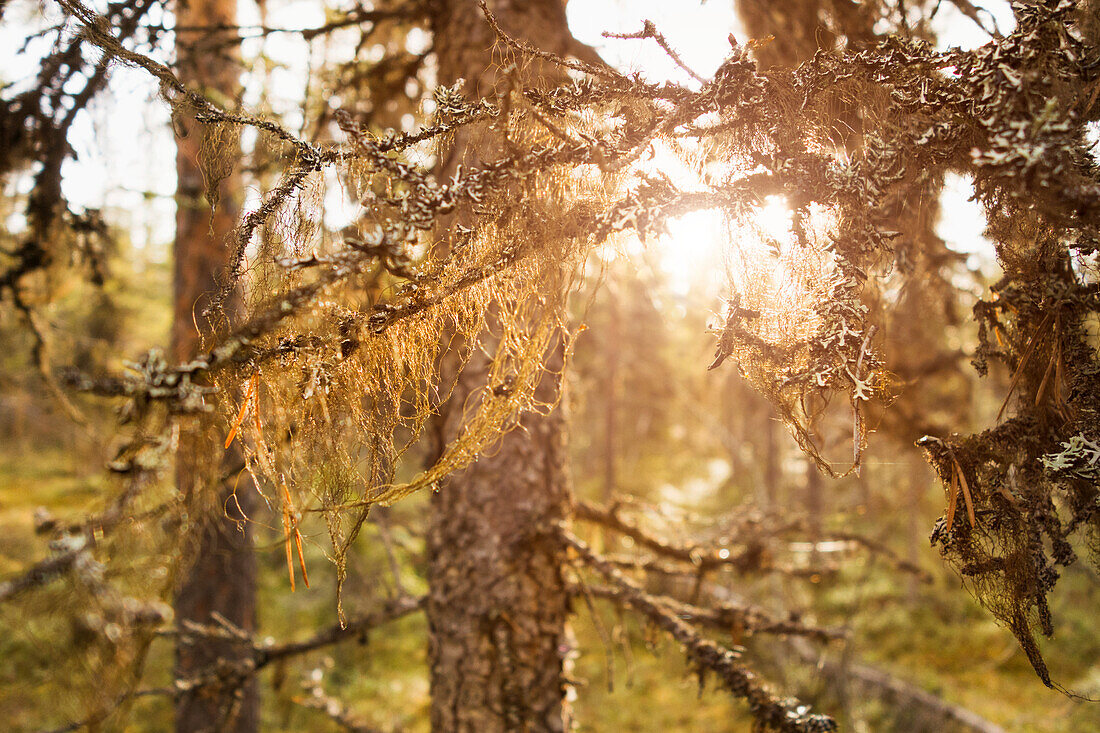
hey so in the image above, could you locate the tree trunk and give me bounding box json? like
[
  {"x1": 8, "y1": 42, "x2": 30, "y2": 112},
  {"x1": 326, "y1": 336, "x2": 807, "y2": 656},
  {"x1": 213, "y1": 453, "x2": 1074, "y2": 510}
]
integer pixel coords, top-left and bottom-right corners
[
  {"x1": 762, "y1": 411, "x2": 781, "y2": 511},
  {"x1": 602, "y1": 288, "x2": 619, "y2": 508},
  {"x1": 806, "y1": 461, "x2": 822, "y2": 568},
  {"x1": 427, "y1": 347, "x2": 571, "y2": 732},
  {"x1": 172, "y1": 1, "x2": 258, "y2": 730},
  {"x1": 426, "y1": 2, "x2": 586, "y2": 730}
]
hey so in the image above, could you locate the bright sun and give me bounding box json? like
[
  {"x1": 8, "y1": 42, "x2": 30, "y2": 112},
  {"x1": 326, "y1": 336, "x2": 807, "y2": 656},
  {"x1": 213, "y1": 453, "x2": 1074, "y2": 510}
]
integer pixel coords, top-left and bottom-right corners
[
  {"x1": 654, "y1": 194, "x2": 797, "y2": 300},
  {"x1": 656, "y1": 210, "x2": 728, "y2": 296},
  {"x1": 754, "y1": 197, "x2": 794, "y2": 244}
]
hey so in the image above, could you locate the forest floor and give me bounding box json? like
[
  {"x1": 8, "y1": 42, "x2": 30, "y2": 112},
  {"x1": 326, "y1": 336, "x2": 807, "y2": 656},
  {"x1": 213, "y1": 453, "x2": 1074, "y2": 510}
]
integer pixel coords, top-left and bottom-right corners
[{"x1": 2, "y1": 443, "x2": 1099, "y2": 731}]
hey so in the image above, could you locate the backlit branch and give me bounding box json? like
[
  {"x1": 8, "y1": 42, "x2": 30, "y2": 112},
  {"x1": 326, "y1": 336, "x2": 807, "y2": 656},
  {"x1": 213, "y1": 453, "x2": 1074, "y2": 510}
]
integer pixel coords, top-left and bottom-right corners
[{"x1": 576, "y1": 499, "x2": 772, "y2": 573}]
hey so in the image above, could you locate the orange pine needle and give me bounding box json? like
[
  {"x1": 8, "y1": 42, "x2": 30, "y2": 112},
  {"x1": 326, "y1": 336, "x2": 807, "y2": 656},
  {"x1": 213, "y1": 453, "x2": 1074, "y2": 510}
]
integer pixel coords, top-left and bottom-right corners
[
  {"x1": 1035, "y1": 316, "x2": 1061, "y2": 409},
  {"x1": 1035, "y1": 347, "x2": 1057, "y2": 407},
  {"x1": 945, "y1": 466, "x2": 959, "y2": 533},
  {"x1": 225, "y1": 371, "x2": 259, "y2": 450},
  {"x1": 294, "y1": 528, "x2": 310, "y2": 589},
  {"x1": 952, "y1": 456, "x2": 977, "y2": 528},
  {"x1": 279, "y1": 476, "x2": 309, "y2": 590},
  {"x1": 996, "y1": 312, "x2": 1053, "y2": 422},
  {"x1": 992, "y1": 324, "x2": 1005, "y2": 348},
  {"x1": 284, "y1": 521, "x2": 296, "y2": 593},
  {"x1": 280, "y1": 475, "x2": 294, "y2": 509},
  {"x1": 281, "y1": 477, "x2": 297, "y2": 592}
]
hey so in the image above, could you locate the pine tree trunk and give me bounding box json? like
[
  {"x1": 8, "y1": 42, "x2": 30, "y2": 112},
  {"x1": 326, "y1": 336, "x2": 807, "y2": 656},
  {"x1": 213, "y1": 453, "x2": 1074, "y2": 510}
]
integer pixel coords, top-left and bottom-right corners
[
  {"x1": 427, "y1": 349, "x2": 571, "y2": 732},
  {"x1": 172, "y1": 1, "x2": 258, "y2": 730},
  {"x1": 426, "y1": 2, "x2": 586, "y2": 730},
  {"x1": 602, "y1": 289, "x2": 619, "y2": 508}
]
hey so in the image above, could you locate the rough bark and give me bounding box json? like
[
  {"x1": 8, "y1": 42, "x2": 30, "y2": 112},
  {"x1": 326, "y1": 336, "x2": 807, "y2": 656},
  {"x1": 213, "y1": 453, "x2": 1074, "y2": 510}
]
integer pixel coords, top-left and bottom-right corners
[
  {"x1": 426, "y1": 2, "x2": 582, "y2": 730},
  {"x1": 427, "y1": 348, "x2": 571, "y2": 732},
  {"x1": 172, "y1": 1, "x2": 258, "y2": 730}
]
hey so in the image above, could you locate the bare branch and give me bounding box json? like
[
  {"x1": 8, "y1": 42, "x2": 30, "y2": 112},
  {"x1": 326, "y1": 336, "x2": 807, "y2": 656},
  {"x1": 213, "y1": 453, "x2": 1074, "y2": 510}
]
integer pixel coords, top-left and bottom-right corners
[
  {"x1": 563, "y1": 530, "x2": 836, "y2": 733},
  {"x1": 603, "y1": 20, "x2": 707, "y2": 84},
  {"x1": 0, "y1": 547, "x2": 85, "y2": 604},
  {"x1": 575, "y1": 499, "x2": 773, "y2": 573},
  {"x1": 570, "y1": 582, "x2": 845, "y2": 643},
  {"x1": 579, "y1": 499, "x2": 932, "y2": 583}
]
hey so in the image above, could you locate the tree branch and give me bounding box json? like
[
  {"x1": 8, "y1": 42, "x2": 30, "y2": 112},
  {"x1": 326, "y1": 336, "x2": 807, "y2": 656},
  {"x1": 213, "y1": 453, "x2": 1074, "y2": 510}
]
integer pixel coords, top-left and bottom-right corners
[
  {"x1": 575, "y1": 499, "x2": 773, "y2": 573},
  {"x1": 563, "y1": 529, "x2": 836, "y2": 733},
  {"x1": 570, "y1": 581, "x2": 845, "y2": 643}
]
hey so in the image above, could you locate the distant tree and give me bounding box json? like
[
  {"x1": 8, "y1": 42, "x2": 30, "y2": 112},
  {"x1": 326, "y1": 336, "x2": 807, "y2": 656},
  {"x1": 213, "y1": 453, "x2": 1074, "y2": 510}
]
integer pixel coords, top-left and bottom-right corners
[{"x1": 169, "y1": 0, "x2": 258, "y2": 730}]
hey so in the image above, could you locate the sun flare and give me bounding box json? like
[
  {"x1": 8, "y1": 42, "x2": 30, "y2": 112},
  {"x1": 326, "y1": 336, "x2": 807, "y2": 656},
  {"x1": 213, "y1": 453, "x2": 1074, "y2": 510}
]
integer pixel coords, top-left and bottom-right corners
[
  {"x1": 655, "y1": 197, "x2": 798, "y2": 296},
  {"x1": 753, "y1": 196, "x2": 794, "y2": 245}
]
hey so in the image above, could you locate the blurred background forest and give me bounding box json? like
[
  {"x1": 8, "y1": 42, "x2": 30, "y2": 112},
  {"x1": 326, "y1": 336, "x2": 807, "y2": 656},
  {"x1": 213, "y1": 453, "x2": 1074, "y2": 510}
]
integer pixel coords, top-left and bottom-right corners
[{"x1": 3, "y1": 0, "x2": 1100, "y2": 731}]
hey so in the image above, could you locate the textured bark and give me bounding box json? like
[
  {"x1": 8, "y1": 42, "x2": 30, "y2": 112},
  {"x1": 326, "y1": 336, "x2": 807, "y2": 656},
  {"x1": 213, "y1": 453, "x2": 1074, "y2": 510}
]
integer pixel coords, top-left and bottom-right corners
[
  {"x1": 427, "y1": 350, "x2": 571, "y2": 733},
  {"x1": 426, "y1": 2, "x2": 581, "y2": 731},
  {"x1": 172, "y1": 1, "x2": 258, "y2": 730}
]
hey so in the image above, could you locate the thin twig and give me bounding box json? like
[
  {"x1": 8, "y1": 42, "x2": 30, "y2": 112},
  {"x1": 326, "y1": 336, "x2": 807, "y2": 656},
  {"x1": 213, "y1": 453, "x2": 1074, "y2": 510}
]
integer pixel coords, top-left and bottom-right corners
[{"x1": 603, "y1": 20, "x2": 707, "y2": 85}]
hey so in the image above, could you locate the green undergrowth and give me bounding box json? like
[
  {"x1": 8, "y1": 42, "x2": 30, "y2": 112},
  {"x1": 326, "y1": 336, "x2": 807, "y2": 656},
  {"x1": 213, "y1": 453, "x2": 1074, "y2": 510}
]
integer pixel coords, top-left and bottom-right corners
[{"x1": 2, "y1": 443, "x2": 1099, "y2": 731}]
